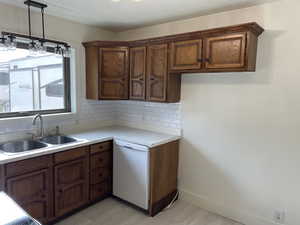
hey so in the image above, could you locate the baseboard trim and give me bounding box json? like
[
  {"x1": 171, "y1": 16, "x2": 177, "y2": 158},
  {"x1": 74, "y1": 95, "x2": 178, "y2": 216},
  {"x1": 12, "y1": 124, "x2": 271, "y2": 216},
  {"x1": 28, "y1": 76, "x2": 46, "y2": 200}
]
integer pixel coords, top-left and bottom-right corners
[{"x1": 179, "y1": 189, "x2": 280, "y2": 225}]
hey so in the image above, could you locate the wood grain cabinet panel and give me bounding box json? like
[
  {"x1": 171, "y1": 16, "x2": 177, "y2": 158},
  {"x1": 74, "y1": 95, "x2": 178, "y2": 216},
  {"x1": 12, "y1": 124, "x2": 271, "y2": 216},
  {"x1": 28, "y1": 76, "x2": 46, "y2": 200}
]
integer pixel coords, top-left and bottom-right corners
[
  {"x1": 149, "y1": 140, "x2": 179, "y2": 216},
  {"x1": 54, "y1": 157, "x2": 89, "y2": 217},
  {"x1": 130, "y1": 47, "x2": 147, "y2": 100},
  {"x1": 146, "y1": 44, "x2": 168, "y2": 102},
  {"x1": 170, "y1": 39, "x2": 203, "y2": 70},
  {"x1": 90, "y1": 141, "x2": 113, "y2": 154},
  {"x1": 6, "y1": 169, "x2": 52, "y2": 224},
  {"x1": 99, "y1": 47, "x2": 129, "y2": 100},
  {"x1": 204, "y1": 33, "x2": 246, "y2": 69}
]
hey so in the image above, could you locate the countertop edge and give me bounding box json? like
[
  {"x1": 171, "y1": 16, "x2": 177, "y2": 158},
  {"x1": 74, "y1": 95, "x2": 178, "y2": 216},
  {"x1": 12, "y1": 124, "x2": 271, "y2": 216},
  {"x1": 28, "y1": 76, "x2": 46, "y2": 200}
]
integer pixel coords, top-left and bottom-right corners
[{"x1": 0, "y1": 128, "x2": 181, "y2": 164}]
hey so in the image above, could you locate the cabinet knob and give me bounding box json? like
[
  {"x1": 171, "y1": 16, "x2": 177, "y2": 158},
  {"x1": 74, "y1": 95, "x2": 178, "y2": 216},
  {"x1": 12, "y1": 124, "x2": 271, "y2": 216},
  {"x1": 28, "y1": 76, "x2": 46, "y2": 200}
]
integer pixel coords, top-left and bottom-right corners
[
  {"x1": 197, "y1": 58, "x2": 203, "y2": 62},
  {"x1": 99, "y1": 173, "x2": 103, "y2": 177},
  {"x1": 99, "y1": 158, "x2": 103, "y2": 162}
]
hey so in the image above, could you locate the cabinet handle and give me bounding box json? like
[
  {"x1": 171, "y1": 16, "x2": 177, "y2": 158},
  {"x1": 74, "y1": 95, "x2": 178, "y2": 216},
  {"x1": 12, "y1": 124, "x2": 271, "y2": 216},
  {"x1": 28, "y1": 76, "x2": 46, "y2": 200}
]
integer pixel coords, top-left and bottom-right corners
[
  {"x1": 205, "y1": 58, "x2": 211, "y2": 63},
  {"x1": 139, "y1": 78, "x2": 144, "y2": 81},
  {"x1": 98, "y1": 158, "x2": 103, "y2": 162},
  {"x1": 150, "y1": 77, "x2": 155, "y2": 81},
  {"x1": 41, "y1": 194, "x2": 46, "y2": 198},
  {"x1": 99, "y1": 146, "x2": 103, "y2": 149},
  {"x1": 197, "y1": 58, "x2": 203, "y2": 62},
  {"x1": 99, "y1": 173, "x2": 103, "y2": 177}
]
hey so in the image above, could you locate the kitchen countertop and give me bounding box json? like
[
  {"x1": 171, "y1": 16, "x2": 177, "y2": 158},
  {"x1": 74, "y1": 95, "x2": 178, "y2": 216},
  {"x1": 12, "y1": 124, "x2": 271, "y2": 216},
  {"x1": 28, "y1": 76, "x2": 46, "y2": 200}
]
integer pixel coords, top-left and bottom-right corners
[{"x1": 0, "y1": 126, "x2": 181, "y2": 164}]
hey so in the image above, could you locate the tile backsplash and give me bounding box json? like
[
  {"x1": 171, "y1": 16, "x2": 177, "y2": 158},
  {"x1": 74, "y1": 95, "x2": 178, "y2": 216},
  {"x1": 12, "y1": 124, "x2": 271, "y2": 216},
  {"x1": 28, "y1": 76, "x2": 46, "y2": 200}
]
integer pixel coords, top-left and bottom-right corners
[
  {"x1": 0, "y1": 100, "x2": 181, "y2": 142},
  {"x1": 114, "y1": 101, "x2": 181, "y2": 135}
]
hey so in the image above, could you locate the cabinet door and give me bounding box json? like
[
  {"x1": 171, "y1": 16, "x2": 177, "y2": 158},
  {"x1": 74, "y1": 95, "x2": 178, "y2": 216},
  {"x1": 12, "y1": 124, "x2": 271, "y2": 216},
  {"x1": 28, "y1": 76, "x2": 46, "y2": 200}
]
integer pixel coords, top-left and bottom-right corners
[
  {"x1": 99, "y1": 47, "x2": 129, "y2": 100},
  {"x1": 146, "y1": 44, "x2": 168, "y2": 102},
  {"x1": 54, "y1": 158, "x2": 89, "y2": 217},
  {"x1": 130, "y1": 47, "x2": 146, "y2": 100},
  {"x1": 6, "y1": 169, "x2": 52, "y2": 224},
  {"x1": 170, "y1": 39, "x2": 202, "y2": 70},
  {"x1": 204, "y1": 33, "x2": 246, "y2": 69}
]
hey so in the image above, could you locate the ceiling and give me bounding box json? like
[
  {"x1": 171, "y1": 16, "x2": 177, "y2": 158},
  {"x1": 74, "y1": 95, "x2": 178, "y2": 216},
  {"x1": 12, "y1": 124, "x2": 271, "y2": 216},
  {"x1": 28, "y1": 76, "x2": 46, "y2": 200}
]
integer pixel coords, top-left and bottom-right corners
[{"x1": 0, "y1": 0, "x2": 273, "y2": 31}]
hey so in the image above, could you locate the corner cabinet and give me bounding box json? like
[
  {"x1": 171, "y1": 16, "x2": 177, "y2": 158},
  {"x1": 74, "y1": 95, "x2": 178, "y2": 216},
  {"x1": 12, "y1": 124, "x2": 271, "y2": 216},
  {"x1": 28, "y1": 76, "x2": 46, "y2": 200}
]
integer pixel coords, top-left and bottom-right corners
[
  {"x1": 85, "y1": 45, "x2": 129, "y2": 100},
  {"x1": 129, "y1": 47, "x2": 147, "y2": 100},
  {"x1": 83, "y1": 22, "x2": 264, "y2": 102}
]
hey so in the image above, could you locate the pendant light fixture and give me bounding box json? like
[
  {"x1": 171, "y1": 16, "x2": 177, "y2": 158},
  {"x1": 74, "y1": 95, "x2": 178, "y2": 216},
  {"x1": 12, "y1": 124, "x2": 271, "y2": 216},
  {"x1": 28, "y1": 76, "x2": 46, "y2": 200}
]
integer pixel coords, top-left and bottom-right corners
[{"x1": 1, "y1": 0, "x2": 71, "y2": 58}]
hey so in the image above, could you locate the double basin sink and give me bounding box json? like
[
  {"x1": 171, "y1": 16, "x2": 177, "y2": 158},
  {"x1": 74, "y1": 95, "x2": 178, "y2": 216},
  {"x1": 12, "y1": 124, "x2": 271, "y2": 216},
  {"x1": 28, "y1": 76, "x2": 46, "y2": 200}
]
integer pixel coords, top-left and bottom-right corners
[{"x1": 0, "y1": 136, "x2": 78, "y2": 155}]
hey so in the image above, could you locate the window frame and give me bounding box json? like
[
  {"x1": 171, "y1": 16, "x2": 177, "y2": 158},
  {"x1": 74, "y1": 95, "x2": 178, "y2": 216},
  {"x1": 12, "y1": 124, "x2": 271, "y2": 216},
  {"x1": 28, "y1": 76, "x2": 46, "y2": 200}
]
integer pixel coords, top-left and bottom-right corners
[{"x1": 0, "y1": 44, "x2": 72, "y2": 119}]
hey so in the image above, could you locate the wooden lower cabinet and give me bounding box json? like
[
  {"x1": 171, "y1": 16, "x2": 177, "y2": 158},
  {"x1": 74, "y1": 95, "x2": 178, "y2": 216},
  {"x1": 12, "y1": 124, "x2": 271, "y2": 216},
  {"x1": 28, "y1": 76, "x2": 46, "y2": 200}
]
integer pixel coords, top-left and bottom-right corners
[
  {"x1": 90, "y1": 141, "x2": 113, "y2": 202},
  {"x1": 1, "y1": 139, "x2": 179, "y2": 222},
  {"x1": 54, "y1": 149, "x2": 89, "y2": 217},
  {"x1": 149, "y1": 140, "x2": 179, "y2": 216},
  {"x1": 4, "y1": 158, "x2": 53, "y2": 224}
]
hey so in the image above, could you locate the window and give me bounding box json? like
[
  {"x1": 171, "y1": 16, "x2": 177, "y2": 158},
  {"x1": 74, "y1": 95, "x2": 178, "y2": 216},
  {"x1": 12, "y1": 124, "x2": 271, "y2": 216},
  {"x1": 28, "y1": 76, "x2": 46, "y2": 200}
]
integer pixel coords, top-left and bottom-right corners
[{"x1": 0, "y1": 47, "x2": 71, "y2": 118}]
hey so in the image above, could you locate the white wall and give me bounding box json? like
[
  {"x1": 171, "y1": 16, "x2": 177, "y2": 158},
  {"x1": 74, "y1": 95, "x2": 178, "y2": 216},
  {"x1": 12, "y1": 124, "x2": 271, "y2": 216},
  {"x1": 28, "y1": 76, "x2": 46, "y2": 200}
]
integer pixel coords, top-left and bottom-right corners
[
  {"x1": 0, "y1": 2, "x2": 116, "y2": 138},
  {"x1": 117, "y1": 1, "x2": 300, "y2": 225}
]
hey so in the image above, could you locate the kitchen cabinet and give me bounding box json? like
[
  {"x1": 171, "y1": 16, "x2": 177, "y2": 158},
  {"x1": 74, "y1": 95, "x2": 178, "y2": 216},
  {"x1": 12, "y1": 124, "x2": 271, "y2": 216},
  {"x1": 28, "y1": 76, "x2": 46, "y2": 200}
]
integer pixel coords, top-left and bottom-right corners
[
  {"x1": 204, "y1": 33, "x2": 247, "y2": 70},
  {"x1": 90, "y1": 141, "x2": 113, "y2": 202},
  {"x1": 99, "y1": 47, "x2": 129, "y2": 100},
  {"x1": 130, "y1": 47, "x2": 147, "y2": 100},
  {"x1": 83, "y1": 23, "x2": 263, "y2": 103},
  {"x1": 170, "y1": 39, "x2": 203, "y2": 70},
  {"x1": 149, "y1": 140, "x2": 179, "y2": 216},
  {"x1": 4, "y1": 155, "x2": 53, "y2": 224},
  {"x1": 6, "y1": 169, "x2": 52, "y2": 224},
  {"x1": 85, "y1": 45, "x2": 129, "y2": 100},
  {"x1": 1, "y1": 137, "x2": 178, "y2": 222},
  {"x1": 129, "y1": 44, "x2": 182, "y2": 103},
  {"x1": 146, "y1": 44, "x2": 168, "y2": 102},
  {"x1": 54, "y1": 147, "x2": 89, "y2": 217}
]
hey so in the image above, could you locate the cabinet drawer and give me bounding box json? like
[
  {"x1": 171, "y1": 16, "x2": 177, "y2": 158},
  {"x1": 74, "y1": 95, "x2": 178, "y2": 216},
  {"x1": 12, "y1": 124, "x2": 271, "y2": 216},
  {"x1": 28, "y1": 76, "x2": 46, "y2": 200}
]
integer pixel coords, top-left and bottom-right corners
[
  {"x1": 90, "y1": 181, "x2": 111, "y2": 201},
  {"x1": 90, "y1": 141, "x2": 112, "y2": 154},
  {"x1": 90, "y1": 152, "x2": 111, "y2": 169},
  {"x1": 5, "y1": 155, "x2": 52, "y2": 177},
  {"x1": 54, "y1": 147, "x2": 89, "y2": 164},
  {"x1": 90, "y1": 168, "x2": 111, "y2": 185}
]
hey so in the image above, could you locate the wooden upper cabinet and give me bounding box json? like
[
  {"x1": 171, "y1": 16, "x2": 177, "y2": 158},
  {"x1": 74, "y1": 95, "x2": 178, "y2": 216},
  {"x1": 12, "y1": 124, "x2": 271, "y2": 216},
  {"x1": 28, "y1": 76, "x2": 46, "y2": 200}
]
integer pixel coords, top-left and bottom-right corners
[
  {"x1": 147, "y1": 44, "x2": 168, "y2": 102},
  {"x1": 6, "y1": 169, "x2": 52, "y2": 223},
  {"x1": 204, "y1": 33, "x2": 247, "y2": 70},
  {"x1": 130, "y1": 47, "x2": 146, "y2": 100},
  {"x1": 170, "y1": 39, "x2": 203, "y2": 70},
  {"x1": 99, "y1": 47, "x2": 129, "y2": 100}
]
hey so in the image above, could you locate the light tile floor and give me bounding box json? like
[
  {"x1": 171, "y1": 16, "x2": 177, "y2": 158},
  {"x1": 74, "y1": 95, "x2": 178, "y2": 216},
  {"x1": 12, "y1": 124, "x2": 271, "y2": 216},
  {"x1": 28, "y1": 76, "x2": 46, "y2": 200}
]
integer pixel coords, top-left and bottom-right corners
[{"x1": 56, "y1": 198, "x2": 243, "y2": 225}]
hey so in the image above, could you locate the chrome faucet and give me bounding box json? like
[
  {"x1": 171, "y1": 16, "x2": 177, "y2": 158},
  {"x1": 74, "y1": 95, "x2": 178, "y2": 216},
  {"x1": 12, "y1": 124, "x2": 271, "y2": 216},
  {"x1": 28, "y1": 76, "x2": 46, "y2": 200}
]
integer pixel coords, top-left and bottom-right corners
[{"x1": 32, "y1": 114, "x2": 44, "y2": 139}]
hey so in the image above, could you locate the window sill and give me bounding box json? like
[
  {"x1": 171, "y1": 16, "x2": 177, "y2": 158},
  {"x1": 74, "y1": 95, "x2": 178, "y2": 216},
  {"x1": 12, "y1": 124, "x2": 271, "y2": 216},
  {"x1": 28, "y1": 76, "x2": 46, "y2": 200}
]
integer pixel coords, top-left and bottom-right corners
[{"x1": 0, "y1": 112, "x2": 77, "y2": 122}]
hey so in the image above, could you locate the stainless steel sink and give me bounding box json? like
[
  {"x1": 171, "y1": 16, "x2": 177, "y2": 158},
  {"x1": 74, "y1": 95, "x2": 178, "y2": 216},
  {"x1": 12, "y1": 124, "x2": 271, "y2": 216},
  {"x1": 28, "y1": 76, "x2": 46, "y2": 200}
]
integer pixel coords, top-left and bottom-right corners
[
  {"x1": 0, "y1": 140, "x2": 48, "y2": 154},
  {"x1": 39, "y1": 136, "x2": 78, "y2": 145}
]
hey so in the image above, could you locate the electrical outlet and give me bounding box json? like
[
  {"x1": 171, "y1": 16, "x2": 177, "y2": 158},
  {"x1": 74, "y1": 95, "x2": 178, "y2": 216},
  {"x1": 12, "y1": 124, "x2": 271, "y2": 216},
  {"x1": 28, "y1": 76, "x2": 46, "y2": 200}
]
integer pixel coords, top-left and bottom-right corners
[{"x1": 274, "y1": 210, "x2": 285, "y2": 224}]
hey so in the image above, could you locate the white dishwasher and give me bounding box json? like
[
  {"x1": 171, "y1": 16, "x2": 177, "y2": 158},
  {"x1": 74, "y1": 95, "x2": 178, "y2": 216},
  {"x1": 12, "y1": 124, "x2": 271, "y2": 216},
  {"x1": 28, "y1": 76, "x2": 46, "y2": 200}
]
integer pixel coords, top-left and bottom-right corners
[{"x1": 113, "y1": 140, "x2": 150, "y2": 210}]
